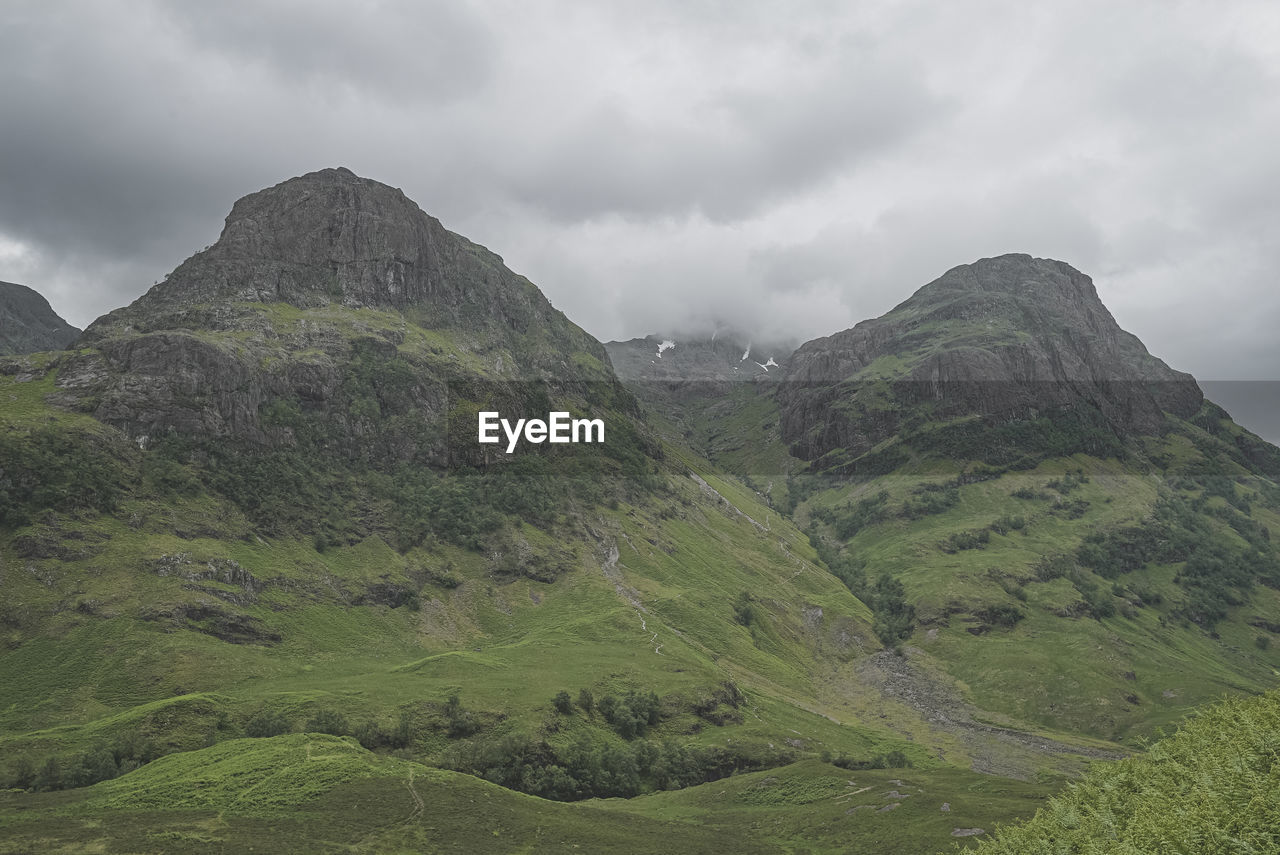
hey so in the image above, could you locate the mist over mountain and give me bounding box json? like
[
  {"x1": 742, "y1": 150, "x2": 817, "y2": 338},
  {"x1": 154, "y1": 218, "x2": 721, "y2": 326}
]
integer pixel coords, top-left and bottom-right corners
[{"x1": 605, "y1": 328, "x2": 796, "y2": 384}]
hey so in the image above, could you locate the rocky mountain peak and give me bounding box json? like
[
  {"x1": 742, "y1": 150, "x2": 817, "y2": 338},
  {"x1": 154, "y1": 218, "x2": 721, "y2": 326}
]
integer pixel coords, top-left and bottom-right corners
[
  {"x1": 215, "y1": 166, "x2": 433, "y2": 283},
  {"x1": 81, "y1": 167, "x2": 575, "y2": 350},
  {"x1": 901, "y1": 254, "x2": 1125, "y2": 343},
  {"x1": 0, "y1": 281, "x2": 81, "y2": 356},
  {"x1": 778, "y1": 255, "x2": 1205, "y2": 468},
  {"x1": 58, "y1": 169, "x2": 622, "y2": 452}
]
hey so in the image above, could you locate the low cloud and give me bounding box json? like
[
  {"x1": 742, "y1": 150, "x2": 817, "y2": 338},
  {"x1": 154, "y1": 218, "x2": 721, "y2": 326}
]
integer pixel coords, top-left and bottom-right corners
[{"x1": 1, "y1": 0, "x2": 1278, "y2": 402}]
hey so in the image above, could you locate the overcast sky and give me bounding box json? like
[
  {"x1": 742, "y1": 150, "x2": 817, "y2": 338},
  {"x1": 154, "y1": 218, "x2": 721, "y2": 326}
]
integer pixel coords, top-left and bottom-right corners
[{"x1": 3, "y1": 0, "x2": 1279, "y2": 386}]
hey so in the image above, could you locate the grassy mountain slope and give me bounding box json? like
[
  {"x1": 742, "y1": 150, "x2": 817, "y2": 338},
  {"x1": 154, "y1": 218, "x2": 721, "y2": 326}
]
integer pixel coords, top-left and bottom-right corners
[
  {"x1": 616, "y1": 256, "x2": 1280, "y2": 756},
  {"x1": 1, "y1": 354, "x2": 1080, "y2": 852}
]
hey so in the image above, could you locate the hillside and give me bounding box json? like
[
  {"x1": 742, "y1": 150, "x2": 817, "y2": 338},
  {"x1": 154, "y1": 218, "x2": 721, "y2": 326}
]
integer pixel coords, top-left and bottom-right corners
[
  {"x1": 603, "y1": 256, "x2": 1280, "y2": 756},
  {"x1": 0, "y1": 171, "x2": 1092, "y2": 853},
  {"x1": 0, "y1": 280, "x2": 80, "y2": 356},
  {"x1": 766, "y1": 256, "x2": 1280, "y2": 743},
  {"x1": 0, "y1": 733, "x2": 1060, "y2": 854},
  {"x1": 974, "y1": 688, "x2": 1280, "y2": 853}
]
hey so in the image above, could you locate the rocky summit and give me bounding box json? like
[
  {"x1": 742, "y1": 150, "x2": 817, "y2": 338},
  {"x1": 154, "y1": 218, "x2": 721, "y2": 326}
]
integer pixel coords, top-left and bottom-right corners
[
  {"x1": 0, "y1": 280, "x2": 80, "y2": 356},
  {"x1": 81, "y1": 167, "x2": 592, "y2": 342},
  {"x1": 57, "y1": 167, "x2": 624, "y2": 456},
  {"x1": 777, "y1": 254, "x2": 1204, "y2": 469}
]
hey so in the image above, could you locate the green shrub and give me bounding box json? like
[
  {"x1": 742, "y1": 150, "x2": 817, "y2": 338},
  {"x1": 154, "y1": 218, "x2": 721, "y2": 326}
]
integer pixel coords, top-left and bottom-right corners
[
  {"x1": 976, "y1": 604, "x2": 1025, "y2": 628},
  {"x1": 577, "y1": 688, "x2": 595, "y2": 715},
  {"x1": 732, "y1": 592, "x2": 762, "y2": 627},
  {"x1": 245, "y1": 710, "x2": 291, "y2": 738},
  {"x1": 941, "y1": 528, "x2": 990, "y2": 553},
  {"x1": 552, "y1": 691, "x2": 574, "y2": 715},
  {"x1": 305, "y1": 709, "x2": 349, "y2": 736}
]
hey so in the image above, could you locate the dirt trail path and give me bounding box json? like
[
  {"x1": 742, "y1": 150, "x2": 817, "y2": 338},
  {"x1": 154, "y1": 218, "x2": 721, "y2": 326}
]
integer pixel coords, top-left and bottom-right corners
[{"x1": 404, "y1": 770, "x2": 424, "y2": 821}]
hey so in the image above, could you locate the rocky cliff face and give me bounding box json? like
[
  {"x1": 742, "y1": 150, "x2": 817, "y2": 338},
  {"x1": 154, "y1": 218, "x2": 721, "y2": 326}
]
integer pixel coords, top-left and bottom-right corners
[
  {"x1": 80, "y1": 168, "x2": 600, "y2": 357},
  {"x1": 57, "y1": 168, "x2": 625, "y2": 458},
  {"x1": 778, "y1": 254, "x2": 1204, "y2": 466},
  {"x1": 0, "y1": 281, "x2": 80, "y2": 356}
]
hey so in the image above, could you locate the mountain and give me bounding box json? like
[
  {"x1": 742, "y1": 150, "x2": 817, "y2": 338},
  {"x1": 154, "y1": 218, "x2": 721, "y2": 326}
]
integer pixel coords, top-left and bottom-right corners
[
  {"x1": 605, "y1": 330, "x2": 794, "y2": 385},
  {"x1": 6, "y1": 176, "x2": 1277, "y2": 852},
  {"x1": 1, "y1": 170, "x2": 1070, "y2": 853},
  {"x1": 777, "y1": 254, "x2": 1206, "y2": 472},
  {"x1": 0, "y1": 280, "x2": 80, "y2": 356},
  {"x1": 64, "y1": 166, "x2": 622, "y2": 462},
  {"x1": 601, "y1": 254, "x2": 1280, "y2": 748},
  {"x1": 762, "y1": 255, "x2": 1280, "y2": 742}
]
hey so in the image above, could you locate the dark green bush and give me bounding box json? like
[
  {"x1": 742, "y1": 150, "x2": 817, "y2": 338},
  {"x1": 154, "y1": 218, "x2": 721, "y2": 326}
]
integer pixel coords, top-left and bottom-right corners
[
  {"x1": 245, "y1": 709, "x2": 291, "y2": 738},
  {"x1": 552, "y1": 691, "x2": 574, "y2": 715},
  {"x1": 305, "y1": 709, "x2": 349, "y2": 736}
]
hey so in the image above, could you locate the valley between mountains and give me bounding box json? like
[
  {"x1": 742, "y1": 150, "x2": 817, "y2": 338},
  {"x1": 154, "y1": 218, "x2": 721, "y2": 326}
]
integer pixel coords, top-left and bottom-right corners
[{"x1": 2, "y1": 168, "x2": 1278, "y2": 853}]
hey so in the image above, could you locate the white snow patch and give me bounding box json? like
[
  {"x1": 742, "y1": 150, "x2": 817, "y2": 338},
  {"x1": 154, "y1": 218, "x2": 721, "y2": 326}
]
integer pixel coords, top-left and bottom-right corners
[
  {"x1": 764, "y1": 357, "x2": 778, "y2": 368},
  {"x1": 754, "y1": 362, "x2": 769, "y2": 372},
  {"x1": 740, "y1": 344, "x2": 751, "y2": 361},
  {"x1": 656, "y1": 339, "x2": 675, "y2": 358}
]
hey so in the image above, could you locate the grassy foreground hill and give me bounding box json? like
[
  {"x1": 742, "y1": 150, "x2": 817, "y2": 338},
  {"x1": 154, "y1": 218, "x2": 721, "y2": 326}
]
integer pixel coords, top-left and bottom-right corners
[
  {"x1": 973, "y1": 688, "x2": 1280, "y2": 854},
  {"x1": 0, "y1": 733, "x2": 1059, "y2": 854}
]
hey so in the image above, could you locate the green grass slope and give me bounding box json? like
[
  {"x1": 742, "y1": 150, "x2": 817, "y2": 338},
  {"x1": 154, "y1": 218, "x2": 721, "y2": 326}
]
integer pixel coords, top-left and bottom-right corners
[
  {"x1": 0, "y1": 734, "x2": 1056, "y2": 855},
  {"x1": 781, "y1": 399, "x2": 1280, "y2": 745},
  {"x1": 0, "y1": 734, "x2": 763, "y2": 854},
  {"x1": 973, "y1": 689, "x2": 1280, "y2": 854}
]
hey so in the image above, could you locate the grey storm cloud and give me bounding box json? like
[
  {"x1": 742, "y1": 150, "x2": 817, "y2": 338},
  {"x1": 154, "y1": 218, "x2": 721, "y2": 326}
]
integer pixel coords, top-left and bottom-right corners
[
  {"x1": 157, "y1": 0, "x2": 497, "y2": 102},
  {"x1": 3, "y1": 0, "x2": 1280, "y2": 432},
  {"x1": 501, "y1": 47, "x2": 944, "y2": 222}
]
